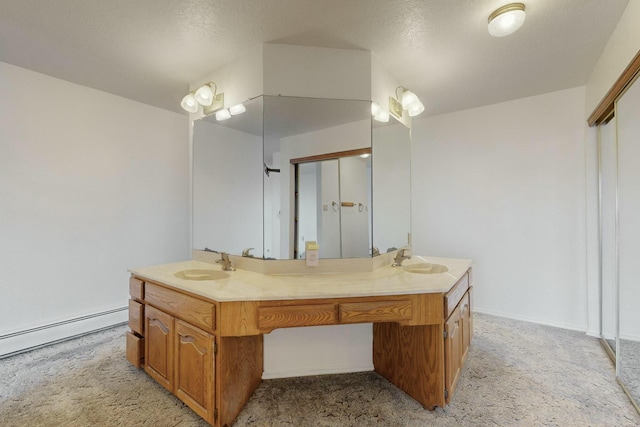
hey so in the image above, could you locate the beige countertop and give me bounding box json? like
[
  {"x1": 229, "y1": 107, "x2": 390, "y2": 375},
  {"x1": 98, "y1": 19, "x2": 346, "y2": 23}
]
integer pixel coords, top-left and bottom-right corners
[{"x1": 129, "y1": 256, "x2": 473, "y2": 302}]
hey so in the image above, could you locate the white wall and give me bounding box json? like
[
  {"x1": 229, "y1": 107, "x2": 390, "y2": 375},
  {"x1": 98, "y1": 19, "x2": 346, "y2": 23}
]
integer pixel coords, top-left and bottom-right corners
[
  {"x1": 411, "y1": 87, "x2": 588, "y2": 331},
  {"x1": 0, "y1": 62, "x2": 190, "y2": 356},
  {"x1": 263, "y1": 44, "x2": 371, "y2": 100}
]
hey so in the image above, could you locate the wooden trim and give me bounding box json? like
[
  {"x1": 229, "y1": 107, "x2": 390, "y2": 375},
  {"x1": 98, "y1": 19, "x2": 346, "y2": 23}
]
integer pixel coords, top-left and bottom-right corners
[
  {"x1": 290, "y1": 147, "x2": 371, "y2": 164},
  {"x1": 588, "y1": 49, "x2": 640, "y2": 127}
]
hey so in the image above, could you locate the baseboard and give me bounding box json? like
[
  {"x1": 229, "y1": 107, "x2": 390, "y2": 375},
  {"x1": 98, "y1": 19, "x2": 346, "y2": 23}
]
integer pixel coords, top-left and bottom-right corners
[
  {"x1": 620, "y1": 333, "x2": 640, "y2": 342},
  {"x1": 474, "y1": 308, "x2": 587, "y2": 333},
  {"x1": 0, "y1": 307, "x2": 128, "y2": 358},
  {"x1": 262, "y1": 363, "x2": 374, "y2": 380}
]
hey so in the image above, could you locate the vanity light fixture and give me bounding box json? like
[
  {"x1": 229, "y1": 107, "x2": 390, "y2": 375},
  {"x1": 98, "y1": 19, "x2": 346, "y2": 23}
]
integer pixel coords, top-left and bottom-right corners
[
  {"x1": 180, "y1": 82, "x2": 225, "y2": 116},
  {"x1": 389, "y1": 86, "x2": 425, "y2": 119},
  {"x1": 488, "y1": 3, "x2": 526, "y2": 37}
]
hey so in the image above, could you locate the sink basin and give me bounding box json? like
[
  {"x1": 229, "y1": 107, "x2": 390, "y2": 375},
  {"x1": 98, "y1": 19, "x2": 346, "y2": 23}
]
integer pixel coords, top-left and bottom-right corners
[
  {"x1": 403, "y1": 263, "x2": 449, "y2": 274},
  {"x1": 174, "y1": 269, "x2": 229, "y2": 281}
]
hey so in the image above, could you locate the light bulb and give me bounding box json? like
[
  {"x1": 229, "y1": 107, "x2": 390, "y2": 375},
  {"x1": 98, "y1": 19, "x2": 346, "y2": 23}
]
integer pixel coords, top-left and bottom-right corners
[
  {"x1": 180, "y1": 93, "x2": 199, "y2": 113},
  {"x1": 371, "y1": 102, "x2": 380, "y2": 116},
  {"x1": 195, "y1": 84, "x2": 214, "y2": 106},
  {"x1": 401, "y1": 90, "x2": 419, "y2": 109},
  {"x1": 488, "y1": 3, "x2": 526, "y2": 37},
  {"x1": 229, "y1": 103, "x2": 246, "y2": 115},
  {"x1": 215, "y1": 108, "x2": 231, "y2": 121},
  {"x1": 408, "y1": 101, "x2": 425, "y2": 117},
  {"x1": 374, "y1": 110, "x2": 389, "y2": 123},
  {"x1": 360, "y1": 153, "x2": 370, "y2": 159}
]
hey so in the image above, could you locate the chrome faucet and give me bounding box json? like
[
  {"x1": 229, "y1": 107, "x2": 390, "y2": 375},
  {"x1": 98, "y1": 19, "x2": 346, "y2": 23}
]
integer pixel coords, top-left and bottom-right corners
[
  {"x1": 242, "y1": 248, "x2": 255, "y2": 258},
  {"x1": 216, "y1": 252, "x2": 235, "y2": 271},
  {"x1": 392, "y1": 249, "x2": 411, "y2": 267}
]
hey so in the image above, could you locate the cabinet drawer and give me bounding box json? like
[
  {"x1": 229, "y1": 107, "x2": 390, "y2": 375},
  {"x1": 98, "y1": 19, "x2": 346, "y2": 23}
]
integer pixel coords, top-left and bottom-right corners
[
  {"x1": 145, "y1": 283, "x2": 215, "y2": 331},
  {"x1": 339, "y1": 300, "x2": 412, "y2": 324},
  {"x1": 258, "y1": 304, "x2": 337, "y2": 331},
  {"x1": 444, "y1": 272, "x2": 469, "y2": 319},
  {"x1": 126, "y1": 331, "x2": 144, "y2": 369},
  {"x1": 129, "y1": 277, "x2": 144, "y2": 301},
  {"x1": 129, "y1": 300, "x2": 144, "y2": 335}
]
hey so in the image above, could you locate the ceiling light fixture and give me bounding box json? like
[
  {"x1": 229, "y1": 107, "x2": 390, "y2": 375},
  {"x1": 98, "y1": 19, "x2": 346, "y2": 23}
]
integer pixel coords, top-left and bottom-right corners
[
  {"x1": 180, "y1": 82, "x2": 225, "y2": 116},
  {"x1": 389, "y1": 86, "x2": 425, "y2": 119},
  {"x1": 488, "y1": 3, "x2": 526, "y2": 37}
]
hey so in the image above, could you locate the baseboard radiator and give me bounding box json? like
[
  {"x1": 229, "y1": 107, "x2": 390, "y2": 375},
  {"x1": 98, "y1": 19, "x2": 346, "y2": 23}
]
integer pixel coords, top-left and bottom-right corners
[{"x1": 0, "y1": 307, "x2": 128, "y2": 359}]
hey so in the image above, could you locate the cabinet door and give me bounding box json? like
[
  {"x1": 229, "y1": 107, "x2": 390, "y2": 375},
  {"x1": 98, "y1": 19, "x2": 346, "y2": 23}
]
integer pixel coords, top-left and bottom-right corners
[
  {"x1": 461, "y1": 290, "x2": 472, "y2": 365},
  {"x1": 175, "y1": 320, "x2": 216, "y2": 423},
  {"x1": 145, "y1": 305, "x2": 175, "y2": 392},
  {"x1": 444, "y1": 304, "x2": 463, "y2": 404}
]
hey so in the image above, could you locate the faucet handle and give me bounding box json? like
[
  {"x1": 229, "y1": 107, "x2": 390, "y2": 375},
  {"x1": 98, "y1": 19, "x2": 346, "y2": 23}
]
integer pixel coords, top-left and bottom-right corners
[
  {"x1": 392, "y1": 248, "x2": 411, "y2": 267},
  {"x1": 242, "y1": 248, "x2": 255, "y2": 258},
  {"x1": 215, "y1": 252, "x2": 235, "y2": 271}
]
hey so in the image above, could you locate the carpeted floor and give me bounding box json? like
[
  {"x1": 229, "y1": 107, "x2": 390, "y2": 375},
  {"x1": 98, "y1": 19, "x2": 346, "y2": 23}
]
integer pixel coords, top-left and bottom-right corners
[
  {"x1": 619, "y1": 339, "x2": 640, "y2": 409},
  {"x1": 1, "y1": 313, "x2": 638, "y2": 426}
]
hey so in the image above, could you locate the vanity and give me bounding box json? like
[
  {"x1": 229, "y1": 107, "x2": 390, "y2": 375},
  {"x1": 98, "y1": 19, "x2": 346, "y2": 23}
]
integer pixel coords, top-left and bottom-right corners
[
  {"x1": 126, "y1": 253, "x2": 473, "y2": 427},
  {"x1": 126, "y1": 75, "x2": 472, "y2": 425}
]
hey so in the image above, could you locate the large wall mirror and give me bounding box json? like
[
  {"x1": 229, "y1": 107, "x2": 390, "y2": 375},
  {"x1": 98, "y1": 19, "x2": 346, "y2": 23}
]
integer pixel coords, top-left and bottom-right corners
[
  {"x1": 615, "y1": 74, "x2": 640, "y2": 409},
  {"x1": 192, "y1": 95, "x2": 411, "y2": 260}
]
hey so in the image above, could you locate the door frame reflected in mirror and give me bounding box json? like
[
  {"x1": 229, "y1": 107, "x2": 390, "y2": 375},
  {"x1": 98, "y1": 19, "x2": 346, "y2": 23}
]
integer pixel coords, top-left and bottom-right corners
[{"x1": 292, "y1": 148, "x2": 372, "y2": 259}]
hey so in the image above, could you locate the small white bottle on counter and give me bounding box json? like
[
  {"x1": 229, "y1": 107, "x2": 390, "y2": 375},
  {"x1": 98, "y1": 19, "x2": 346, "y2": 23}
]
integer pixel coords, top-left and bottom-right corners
[{"x1": 305, "y1": 241, "x2": 319, "y2": 267}]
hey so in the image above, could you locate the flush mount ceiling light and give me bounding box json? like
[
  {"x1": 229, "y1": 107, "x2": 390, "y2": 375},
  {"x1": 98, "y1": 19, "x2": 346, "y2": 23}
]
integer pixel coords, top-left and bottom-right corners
[
  {"x1": 389, "y1": 87, "x2": 425, "y2": 119},
  {"x1": 488, "y1": 3, "x2": 526, "y2": 37},
  {"x1": 180, "y1": 82, "x2": 225, "y2": 116}
]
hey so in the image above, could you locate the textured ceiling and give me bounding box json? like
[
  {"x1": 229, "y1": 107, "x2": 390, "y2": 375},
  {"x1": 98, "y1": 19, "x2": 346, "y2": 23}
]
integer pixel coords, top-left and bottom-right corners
[{"x1": 0, "y1": 0, "x2": 629, "y2": 116}]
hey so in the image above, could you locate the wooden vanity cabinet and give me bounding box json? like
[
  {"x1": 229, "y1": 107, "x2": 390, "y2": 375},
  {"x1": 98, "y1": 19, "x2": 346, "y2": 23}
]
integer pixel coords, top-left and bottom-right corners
[
  {"x1": 126, "y1": 277, "x2": 145, "y2": 368},
  {"x1": 127, "y1": 266, "x2": 473, "y2": 426},
  {"x1": 126, "y1": 279, "x2": 218, "y2": 424},
  {"x1": 373, "y1": 270, "x2": 474, "y2": 410}
]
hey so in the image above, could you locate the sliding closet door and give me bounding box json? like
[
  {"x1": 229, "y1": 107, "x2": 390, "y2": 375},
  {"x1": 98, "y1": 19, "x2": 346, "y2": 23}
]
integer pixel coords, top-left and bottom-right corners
[
  {"x1": 616, "y1": 75, "x2": 640, "y2": 408},
  {"x1": 599, "y1": 120, "x2": 617, "y2": 355}
]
